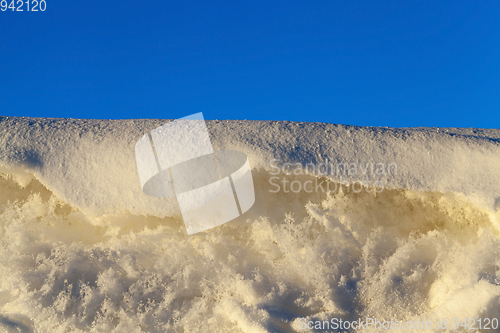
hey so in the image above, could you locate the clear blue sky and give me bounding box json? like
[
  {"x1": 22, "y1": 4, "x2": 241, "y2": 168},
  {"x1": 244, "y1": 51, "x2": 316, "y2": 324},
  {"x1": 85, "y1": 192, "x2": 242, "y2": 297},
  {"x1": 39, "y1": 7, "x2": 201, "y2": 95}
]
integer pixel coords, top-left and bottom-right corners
[{"x1": 1, "y1": 1, "x2": 499, "y2": 128}]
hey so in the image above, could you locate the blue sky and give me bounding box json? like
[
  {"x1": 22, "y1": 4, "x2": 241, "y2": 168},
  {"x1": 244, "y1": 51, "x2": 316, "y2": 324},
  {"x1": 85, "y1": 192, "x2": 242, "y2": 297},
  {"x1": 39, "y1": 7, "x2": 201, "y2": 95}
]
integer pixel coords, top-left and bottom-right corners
[{"x1": 1, "y1": 1, "x2": 499, "y2": 128}]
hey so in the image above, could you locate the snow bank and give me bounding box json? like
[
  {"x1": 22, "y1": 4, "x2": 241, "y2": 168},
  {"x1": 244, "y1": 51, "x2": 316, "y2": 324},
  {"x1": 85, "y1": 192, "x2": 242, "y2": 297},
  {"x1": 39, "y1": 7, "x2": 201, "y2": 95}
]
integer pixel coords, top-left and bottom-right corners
[
  {"x1": 0, "y1": 116, "x2": 499, "y2": 332},
  {"x1": 1, "y1": 116, "x2": 500, "y2": 217}
]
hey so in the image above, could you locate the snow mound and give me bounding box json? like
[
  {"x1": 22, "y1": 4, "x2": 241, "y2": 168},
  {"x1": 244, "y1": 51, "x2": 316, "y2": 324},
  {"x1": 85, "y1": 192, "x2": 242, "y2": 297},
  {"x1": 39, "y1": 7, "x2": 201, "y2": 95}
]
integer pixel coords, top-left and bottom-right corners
[{"x1": 0, "y1": 116, "x2": 499, "y2": 332}]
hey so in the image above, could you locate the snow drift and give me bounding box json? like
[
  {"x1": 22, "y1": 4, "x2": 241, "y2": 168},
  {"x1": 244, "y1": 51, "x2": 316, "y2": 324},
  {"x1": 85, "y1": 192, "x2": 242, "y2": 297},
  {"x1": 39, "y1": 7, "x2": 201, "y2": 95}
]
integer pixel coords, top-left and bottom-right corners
[{"x1": 0, "y1": 116, "x2": 499, "y2": 332}]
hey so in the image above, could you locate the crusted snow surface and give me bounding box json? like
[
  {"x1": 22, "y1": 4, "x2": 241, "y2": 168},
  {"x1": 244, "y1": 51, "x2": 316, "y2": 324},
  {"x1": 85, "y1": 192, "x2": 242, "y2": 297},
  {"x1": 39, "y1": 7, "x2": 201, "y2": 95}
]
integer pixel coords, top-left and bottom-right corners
[{"x1": 0, "y1": 116, "x2": 499, "y2": 332}]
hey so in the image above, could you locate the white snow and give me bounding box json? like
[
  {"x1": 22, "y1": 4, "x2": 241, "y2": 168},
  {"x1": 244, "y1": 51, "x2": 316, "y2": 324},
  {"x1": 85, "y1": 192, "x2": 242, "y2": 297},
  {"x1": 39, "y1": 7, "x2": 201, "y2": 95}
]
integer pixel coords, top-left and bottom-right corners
[{"x1": 0, "y1": 116, "x2": 499, "y2": 332}]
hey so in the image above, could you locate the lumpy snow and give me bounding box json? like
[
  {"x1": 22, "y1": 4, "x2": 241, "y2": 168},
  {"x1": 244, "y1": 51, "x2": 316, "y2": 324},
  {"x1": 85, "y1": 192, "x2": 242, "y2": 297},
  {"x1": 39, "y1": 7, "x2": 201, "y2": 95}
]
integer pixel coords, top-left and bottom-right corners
[{"x1": 0, "y1": 116, "x2": 499, "y2": 332}]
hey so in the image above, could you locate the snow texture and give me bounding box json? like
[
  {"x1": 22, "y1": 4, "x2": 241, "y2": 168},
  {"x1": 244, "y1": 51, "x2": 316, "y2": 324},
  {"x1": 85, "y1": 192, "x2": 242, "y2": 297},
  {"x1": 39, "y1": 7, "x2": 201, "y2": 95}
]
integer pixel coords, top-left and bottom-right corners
[{"x1": 0, "y1": 116, "x2": 499, "y2": 332}]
